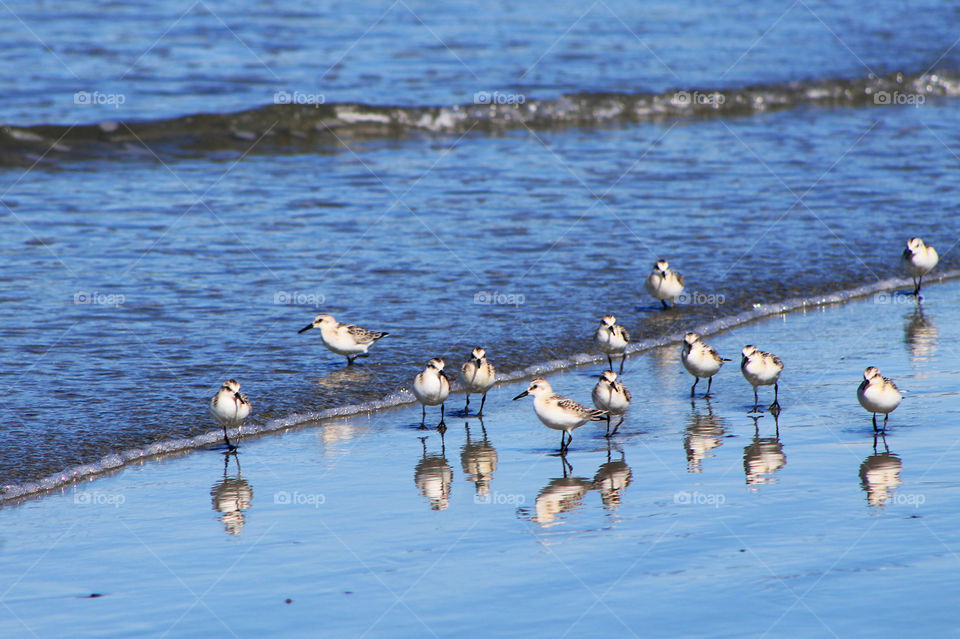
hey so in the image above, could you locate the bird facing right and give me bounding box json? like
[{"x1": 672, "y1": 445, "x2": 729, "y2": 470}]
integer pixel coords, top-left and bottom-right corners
[
  {"x1": 740, "y1": 345, "x2": 784, "y2": 413},
  {"x1": 857, "y1": 366, "x2": 902, "y2": 431},
  {"x1": 902, "y1": 237, "x2": 938, "y2": 296}
]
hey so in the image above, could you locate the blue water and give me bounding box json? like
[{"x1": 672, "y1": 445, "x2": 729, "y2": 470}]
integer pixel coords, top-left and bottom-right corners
[{"x1": 1, "y1": 2, "x2": 960, "y2": 497}]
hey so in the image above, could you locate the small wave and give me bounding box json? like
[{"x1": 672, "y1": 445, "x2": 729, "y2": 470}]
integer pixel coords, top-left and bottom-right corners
[
  {"x1": 4, "y1": 271, "x2": 956, "y2": 504},
  {"x1": 2, "y1": 70, "x2": 958, "y2": 165}
]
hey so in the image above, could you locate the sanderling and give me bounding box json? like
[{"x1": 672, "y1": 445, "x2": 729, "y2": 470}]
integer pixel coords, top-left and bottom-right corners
[
  {"x1": 595, "y1": 315, "x2": 630, "y2": 374},
  {"x1": 902, "y1": 237, "x2": 939, "y2": 296},
  {"x1": 591, "y1": 370, "x2": 631, "y2": 437},
  {"x1": 645, "y1": 259, "x2": 685, "y2": 309},
  {"x1": 460, "y1": 347, "x2": 496, "y2": 415},
  {"x1": 298, "y1": 314, "x2": 389, "y2": 365},
  {"x1": 681, "y1": 332, "x2": 730, "y2": 397},
  {"x1": 513, "y1": 378, "x2": 607, "y2": 453},
  {"x1": 210, "y1": 379, "x2": 251, "y2": 450},
  {"x1": 740, "y1": 345, "x2": 784, "y2": 412},
  {"x1": 857, "y1": 366, "x2": 902, "y2": 431},
  {"x1": 413, "y1": 358, "x2": 451, "y2": 429}
]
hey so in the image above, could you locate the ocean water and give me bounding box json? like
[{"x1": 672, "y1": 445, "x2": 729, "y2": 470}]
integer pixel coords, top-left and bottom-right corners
[
  {"x1": 1, "y1": 279, "x2": 958, "y2": 638},
  {"x1": 2, "y1": 1, "x2": 960, "y2": 498}
]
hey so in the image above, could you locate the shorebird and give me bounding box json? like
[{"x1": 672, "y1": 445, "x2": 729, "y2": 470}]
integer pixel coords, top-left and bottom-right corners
[
  {"x1": 413, "y1": 358, "x2": 451, "y2": 429},
  {"x1": 857, "y1": 366, "x2": 902, "y2": 431},
  {"x1": 591, "y1": 370, "x2": 631, "y2": 437},
  {"x1": 595, "y1": 315, "x2": 630, "y2": 374},
  {"x1": 902, "y1": 237, "x2": 938, "y2": 296},
  {"x1": 740, "y1": 345, "x2": 783, "y2": 412},
  {"x1": 681, "y1": 332, "x2": 729, "y2": 397},
  {"x1": 513, "y1": 378, "x2": 607, "y2": 453},
  {"x1": 460, "y1": 347, "x2": 496, "y2": 415},
  {"x1": 645, "y1": 259, "x2": 685, "y2": 309},
  {"x1": 298, "y1": 314, "x2": 388, "y2": 365},
  {"x1": 210, "y1": 379, "x2": 251, "y2": 450}
]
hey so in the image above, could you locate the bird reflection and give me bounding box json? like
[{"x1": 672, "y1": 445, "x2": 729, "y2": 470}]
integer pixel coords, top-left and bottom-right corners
[
  {"x1": 743, "y1": 415, "x2": 786, "y2": 487},
  {"x1": 414, "y1": 436, "x2": 452, "y2": 511},
  {"x1": 460, "y1": 420, "x2": 497, "y2": 500},
  {"x1": 904, "y1": 304, "x2": 938, "y2": 362},
  {"x1": 593, "y1": 442, "x2": 632, "y2": 510},
  {"x1": 210, "y1": 453, "x2": 253, "y2": 535},
  {"x1": 859, "y1": 432, "x2": 903, "y2": 507},
  {"x1": 313, "y1": 366, "x2": 374, "y2": 390},
  {"x1": 684, "y1": 398, "x2": 727, "y2": 473},
  {"x1": 522, "y1": 455, "x2": 593, "y2": 527}
]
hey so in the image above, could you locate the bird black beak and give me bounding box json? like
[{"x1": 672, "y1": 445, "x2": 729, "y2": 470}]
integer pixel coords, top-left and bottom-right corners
[
  {"x1": 513, "y1": 390, "x2": 529, "y2": 400},
  {"x1": 298, "y1": 324, "x2": 314, "y2": 334}
]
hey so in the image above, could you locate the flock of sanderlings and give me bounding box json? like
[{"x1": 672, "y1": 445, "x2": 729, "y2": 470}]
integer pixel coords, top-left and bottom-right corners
[{"x1": 210, "y1": 237, "x2": 939, "y2": 453}]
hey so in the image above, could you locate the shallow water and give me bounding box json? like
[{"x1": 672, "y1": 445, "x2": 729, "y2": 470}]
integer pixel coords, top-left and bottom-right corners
[
  {"x1": 2, "y1": 279, "x2": 958, "y2": 637},
  {"x1": 4, "y1": 0, "x2": 960, "y2": 503}
]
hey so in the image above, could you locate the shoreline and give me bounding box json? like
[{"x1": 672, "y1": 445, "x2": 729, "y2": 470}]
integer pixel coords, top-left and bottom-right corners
[{"x1": 3, "y1": 270, "x2": 956, "y2": 505}]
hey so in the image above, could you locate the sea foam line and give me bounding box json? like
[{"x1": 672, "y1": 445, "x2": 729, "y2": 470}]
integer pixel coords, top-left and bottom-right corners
[{"x1": 3, "y1": 271, "x2": 956, "y2": 504}]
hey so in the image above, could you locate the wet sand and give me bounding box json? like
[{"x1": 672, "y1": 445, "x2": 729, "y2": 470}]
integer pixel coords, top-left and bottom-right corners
[{"x1": 1, "y1": 280, "x2": 959, "y2": 637}]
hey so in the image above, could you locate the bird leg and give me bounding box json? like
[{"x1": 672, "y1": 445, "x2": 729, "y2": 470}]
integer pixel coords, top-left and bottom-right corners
[
  {"x1": 464, "y1": 394, "x2": 470, "y2": 415},
  {"x1": 690, "y1": 377, "x2": 699, "y2": 397},
  {"x1": 618, "y1": 355, "x2": 625, "y2": 375},
  {"x1": 610, "y1": 416, "x2": 624, "y2": 436},
  {"x1": 661, "y1": 299, "x2": 669, "y2": 310},
  {"x1": 439, "y1": 403, "x2": 446, "y2": 427},
  {"x1": 769, "y1": 383, "x2": 780, "y2": 411},
  {"x1": 705, "y1": 376, "x2": 713, "y2": 398},
  {"x1": 607, "y1": 354, "x2": 613, "y2": 369},
  {"x1": 605, "y1": 414, "x2": 612, "y2": 438},
  {"x1": 419, "y1": 405, "x2": 427, "y2": 429},
  {"x1": 478, "y1": 393, "x2": 487, "y2": 416}
]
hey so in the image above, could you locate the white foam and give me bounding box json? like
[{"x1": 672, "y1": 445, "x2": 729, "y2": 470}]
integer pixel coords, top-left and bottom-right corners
[{"x1": 3, "y1": 271, "x2": 957, "y2": 504}]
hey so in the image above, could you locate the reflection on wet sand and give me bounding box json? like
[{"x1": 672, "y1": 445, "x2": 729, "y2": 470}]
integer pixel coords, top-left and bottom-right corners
[
  {"x1": 210, "y1": 453, "x2": 253, "y2": 535},
  {"x1": 685, "y1": 399, "x2": 726, "y2": 473},
  {"x1": 593, "y1": 443, "x2": 632, "y2": 510},
  {"x1": 461, "y1": 420, "x2": 497, "y2": 500},
  {"x1": 415, "y1": 436, "x2": 452, "y2": 511},
  {"x1": 859, "y1": 433, "x2": 903, "y2": 507},
  {"x1": 743, "y1": 415, "x2": 786, "y2": 487},
  {"x1": 904, "y1": 304, "x2": 938, "y2": 362},
  {"x1": 515, "y1": 455, "x2": 591, "y2": 527},
  {"x1": 319, "y1": 419, "x2": 368, "y2": 450},
  {"x1": 313, "y1": 366, "x2": 375, "y2": 390}
]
